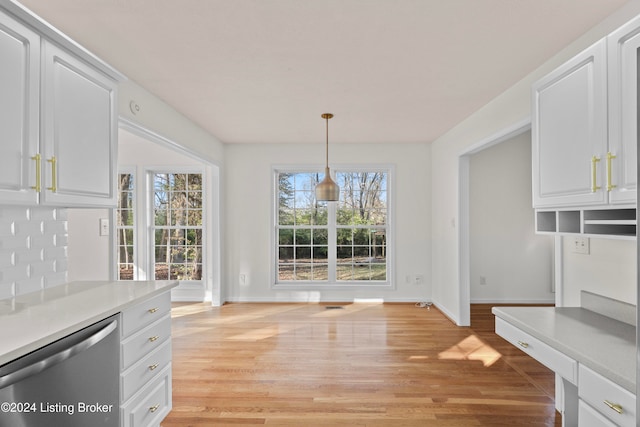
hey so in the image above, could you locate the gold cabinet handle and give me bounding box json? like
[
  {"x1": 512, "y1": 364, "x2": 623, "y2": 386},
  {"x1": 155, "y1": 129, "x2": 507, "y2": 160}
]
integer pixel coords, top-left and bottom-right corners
[
  {"x1": 149, "y1": 404, "x2": 160, "y2": 413},
  {"x1": 517, "y1": 341, "x2": 529, "y2": 348},
  {"x1": 148, "y1": 363, "x2": 159, "y2": 371},
  {"x1": 148, "y1": 307, "x2": 159, "y2": 314},
  {"x1": 30, "y1": 154, "x2": 41, "y2": 192},
  {"x1": 47, "y1": 156, "x2": 57, "y2": 192},
  {"x1": 148, "y1": 335, "x2": 159, "y2": 342},
  {"x1": 606, "y1": 152, "x2": 617, "y2": 192},
  {"x1": 591, "y1": 155, "x2": 601, "y2": 193},
  {"x1": 604, "y1": 400, "x2": 623, "y2": 414}
]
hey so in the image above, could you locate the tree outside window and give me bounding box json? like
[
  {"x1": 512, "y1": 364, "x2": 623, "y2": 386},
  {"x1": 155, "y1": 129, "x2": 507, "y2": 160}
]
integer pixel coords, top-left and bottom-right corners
[
  {"x1": 276, "y1": 170, "x2": 388, "y2": 284},
  {"x1": 152, "y1": 173, "x2": 203, "y2": 281}
]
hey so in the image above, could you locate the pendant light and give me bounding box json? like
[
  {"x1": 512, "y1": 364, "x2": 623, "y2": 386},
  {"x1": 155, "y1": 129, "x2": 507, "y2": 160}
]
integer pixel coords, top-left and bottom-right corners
[{"x1": 315, "y1": 113, "x2": 340, "y2": 201}]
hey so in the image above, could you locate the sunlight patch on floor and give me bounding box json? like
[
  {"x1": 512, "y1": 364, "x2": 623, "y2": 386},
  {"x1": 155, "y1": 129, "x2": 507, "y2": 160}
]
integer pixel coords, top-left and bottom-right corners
[
  {"x1": 171, "y1": 303, "x2": 303, "y2": 323},
  {"x1": 171, "y1": 304, "x2": 212, "y2": 318},
  {"x1": 437, "y1": 334, "x2": 501, "y2": 367},
  {"x1": 225, "y1": 323, "x2": 304, "y2": 341}
]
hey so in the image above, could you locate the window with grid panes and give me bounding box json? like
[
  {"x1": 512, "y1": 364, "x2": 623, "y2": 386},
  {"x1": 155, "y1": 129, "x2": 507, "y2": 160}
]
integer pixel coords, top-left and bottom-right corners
[
  {"x1": 116, "y1": 172, "x2": 135, "y2": 280},
  {"x1": 152, "y1": 173, "x2": 203, "y2": 281},
  {"x1": 276, "y1": 169, "x2": 389, "y2": 284}
]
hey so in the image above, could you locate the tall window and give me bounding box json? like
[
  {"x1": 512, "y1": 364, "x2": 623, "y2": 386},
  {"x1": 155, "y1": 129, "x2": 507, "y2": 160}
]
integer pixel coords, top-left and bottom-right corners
[
  {"x1": 276, "y1": 169, "x2": 389, "y2": 285},
  {"x1": 152, "y1": 173, "x2": 203, "y2": 281},
  {"x1": 115, "y1": 169, "x2": 206, "y2": 284},
  {"x1": 116, "y1": 172, "x2": 135, "y2": 280}
]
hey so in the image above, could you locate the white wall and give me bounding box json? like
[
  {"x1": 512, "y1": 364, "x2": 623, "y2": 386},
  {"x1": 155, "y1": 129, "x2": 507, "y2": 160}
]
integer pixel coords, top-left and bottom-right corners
[
  {"x1": 562, "y1": 237, "x2": 636, "y2": 306},
  {"x1": 469, "y1": 131, "x2": 554, "y2": 303},
  {"x1": 67, "y1": 208, "x2": 110, "y2": 281},
  {"x1": 118, "y1": 80, "x2": 225, "y2": 164},
  {"x1": 430, "y1": 2, "x2": 640, "y2": 323},
  {"x1": 225, "y1": 142, "x2": 431, "y2": 302}
]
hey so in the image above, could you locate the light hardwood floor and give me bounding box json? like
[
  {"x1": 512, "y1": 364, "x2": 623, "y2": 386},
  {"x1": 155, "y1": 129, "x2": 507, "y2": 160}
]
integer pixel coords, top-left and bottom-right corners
[{"x1": 162, "y1": 303, "x2": 561, "y2": 427}]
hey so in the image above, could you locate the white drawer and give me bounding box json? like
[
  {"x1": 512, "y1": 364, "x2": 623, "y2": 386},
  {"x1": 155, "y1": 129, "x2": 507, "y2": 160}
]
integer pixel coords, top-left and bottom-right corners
[
  {"x1": 121, "y1": 340, "x2": 172, "y2": 402},
  {"x1": 121, "y1": 315, "x2": 171, "y2": 370},
  {"x1": 122, "y1": 365, "x2": 172, "y2": 427},
  {"x1": 578, "y1": 364, "x2": 636, "y2": 427},
  {"x1": 495, "y1": 317, "x2": 577, "y2": 384},
  {"x1": 121, "y1": 292, "x2": 171, "y2": 338},
  {"x1": 579, "y1": 399, "x2": 617, "y2": 427}
]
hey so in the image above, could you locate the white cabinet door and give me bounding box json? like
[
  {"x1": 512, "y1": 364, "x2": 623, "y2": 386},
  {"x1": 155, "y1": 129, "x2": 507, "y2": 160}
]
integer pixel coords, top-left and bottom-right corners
[
  {"x1": 607, "y1": 16, "x2": 639, "y2": 205},
  {"x1": 0, "y1": 12, "x2": 39, "y2": 204},
  {"x1": 532, "y1": 39, "x2": 608, "y2": 208},
  {"x1": 41, "y1": 41, "x2": 117, "y2": 207}
]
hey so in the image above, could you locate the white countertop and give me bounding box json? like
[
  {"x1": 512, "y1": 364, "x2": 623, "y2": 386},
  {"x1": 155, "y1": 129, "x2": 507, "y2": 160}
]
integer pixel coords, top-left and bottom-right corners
[
  {"x1": 0, "y1": 280, "x2": 178, "y2": 366},
  {"x1": 492, "y1": 306, "x2": 636, "y2": 393}
]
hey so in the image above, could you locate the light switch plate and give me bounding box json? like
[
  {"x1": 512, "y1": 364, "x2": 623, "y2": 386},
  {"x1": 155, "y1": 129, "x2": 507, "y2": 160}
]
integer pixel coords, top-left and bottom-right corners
[{"x1": 99, "y1": 218, "x2": 109, "y2": 236}]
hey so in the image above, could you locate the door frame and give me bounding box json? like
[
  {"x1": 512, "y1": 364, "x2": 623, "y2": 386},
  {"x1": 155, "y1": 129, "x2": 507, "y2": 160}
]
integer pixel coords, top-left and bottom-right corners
[{"x1": 457, "y1": 118, "x2": 531, "y2": 326}]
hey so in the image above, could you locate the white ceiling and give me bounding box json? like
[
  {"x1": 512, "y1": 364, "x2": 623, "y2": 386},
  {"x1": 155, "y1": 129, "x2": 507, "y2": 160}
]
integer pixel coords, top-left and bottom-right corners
[{"x1": 18, "y1": 0, "x2": 630, "y2": 144}]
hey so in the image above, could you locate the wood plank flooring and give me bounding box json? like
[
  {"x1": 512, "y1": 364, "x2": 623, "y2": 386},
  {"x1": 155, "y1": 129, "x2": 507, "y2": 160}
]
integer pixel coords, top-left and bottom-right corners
[{"x1": 162, "y1": 303, "x2": 561, "y2": 427}]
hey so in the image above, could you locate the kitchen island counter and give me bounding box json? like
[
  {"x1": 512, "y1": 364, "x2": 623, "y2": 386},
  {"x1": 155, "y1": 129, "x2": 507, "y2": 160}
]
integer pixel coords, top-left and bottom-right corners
[{"x1": 0, "y1": 280, "x2": 178, "y2": 365}]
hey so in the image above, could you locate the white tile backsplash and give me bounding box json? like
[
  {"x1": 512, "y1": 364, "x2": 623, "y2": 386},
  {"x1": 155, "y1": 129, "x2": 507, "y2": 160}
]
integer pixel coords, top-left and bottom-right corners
[{"x1": 0, "y1": 206, "x2": 68, "y2": 299}]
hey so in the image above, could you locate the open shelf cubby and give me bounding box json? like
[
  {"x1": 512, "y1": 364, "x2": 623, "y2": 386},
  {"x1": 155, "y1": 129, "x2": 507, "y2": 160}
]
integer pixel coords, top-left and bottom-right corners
[
  {"x1": 536, "y1": 211, "x2": 556, "y2": 232},
  {"x1": 583, "y1": 208, "x2": 636, "y2": 236},
  {"x1": 535, "y1": 208, "x2": 636, "y2": 238},
  {"x1": 558, "y1": 210, "x2": 581, "y2": 233}
]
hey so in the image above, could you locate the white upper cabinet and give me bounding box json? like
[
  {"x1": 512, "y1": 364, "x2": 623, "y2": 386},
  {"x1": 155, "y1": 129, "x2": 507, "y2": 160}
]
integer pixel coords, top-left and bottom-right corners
[
  {"x1": 40, "y1": 41, "x2": 117, "y2": 207},
  {"x1": 533, "y1": 15, "x2": 640, "y2": 211},
  {"x1": 0, "y1": 5, "x2": 122, "y2": 208},
  {"x1": 532, "y1": 39, "x2": 608, "y2": 208},
  {"x1": 607, "y1": 16, "x2": 640, "y2": 205},
  {"x1": 0, "y1": 12, "x2": 39, "y2": 204}
]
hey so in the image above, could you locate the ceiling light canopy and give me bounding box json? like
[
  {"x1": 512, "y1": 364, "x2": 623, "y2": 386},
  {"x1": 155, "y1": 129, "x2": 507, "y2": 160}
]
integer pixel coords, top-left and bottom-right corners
[{"x1": 315, "y1": 113, "x2": 340, "y2": 202}]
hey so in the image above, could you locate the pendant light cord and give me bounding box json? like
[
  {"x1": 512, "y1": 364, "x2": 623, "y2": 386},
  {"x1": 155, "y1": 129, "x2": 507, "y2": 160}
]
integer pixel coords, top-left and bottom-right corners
[
  {"x1": 321, "y1": 113, "x2": 333, "y2": 168},
  {"x1": 325, "y1": 115, "x2": 329, "y2": 167}
]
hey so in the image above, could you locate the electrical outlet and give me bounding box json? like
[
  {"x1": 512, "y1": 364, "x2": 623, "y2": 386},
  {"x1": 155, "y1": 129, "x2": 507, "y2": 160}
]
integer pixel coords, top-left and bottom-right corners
[
  {"x1": 414, "y1": 275, "x2": 424, "y2": 285},
  {"x1": 572, "y1": 237, "x2": 590, "y2": 254}
]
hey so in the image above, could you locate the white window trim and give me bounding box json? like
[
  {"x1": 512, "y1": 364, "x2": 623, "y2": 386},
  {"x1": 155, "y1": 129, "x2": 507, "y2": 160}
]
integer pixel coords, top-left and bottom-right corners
[{"x1": 271, "y1": 163, "x2": 395, "y2": 290}]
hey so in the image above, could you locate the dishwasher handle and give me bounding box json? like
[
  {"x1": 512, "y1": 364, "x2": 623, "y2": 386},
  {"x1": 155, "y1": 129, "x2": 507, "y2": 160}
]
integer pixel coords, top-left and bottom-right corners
[{"x1": 0, "y1": 318, "x2": 118, "y2": 389}]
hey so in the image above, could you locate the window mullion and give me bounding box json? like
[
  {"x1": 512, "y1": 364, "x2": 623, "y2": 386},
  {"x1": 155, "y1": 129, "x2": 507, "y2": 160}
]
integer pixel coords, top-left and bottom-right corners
[{"x1": 327, "y1": 201, "x2": 337, "y2": 282}]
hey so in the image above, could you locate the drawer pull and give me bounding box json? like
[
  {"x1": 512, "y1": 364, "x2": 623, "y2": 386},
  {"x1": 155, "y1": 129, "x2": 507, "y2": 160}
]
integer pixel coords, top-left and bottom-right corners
[
  {"x1": 148, "y1": 335, "x2": 159, "y2": 342},
  {"x1": 149, "y1": 404, "x2": 160, "y2": 413},
  {"x1": 148, "y1": 363, "x2": 159, "y2": 371},
  {"x1": 604, "y1": 400, "x2": 623, "y2": 414},
  {"x1": 148, "y1": 307, "x2": 159, "y2": 314},
  {"x1": 517, "y1": 340, "x2": 529, "y2": 349}
]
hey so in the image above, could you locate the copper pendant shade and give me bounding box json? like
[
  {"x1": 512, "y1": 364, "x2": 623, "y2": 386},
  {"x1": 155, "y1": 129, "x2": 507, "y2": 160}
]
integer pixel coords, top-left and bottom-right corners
[{"x1": 315, "y1": 113, "x2": 340, "y2": 201}]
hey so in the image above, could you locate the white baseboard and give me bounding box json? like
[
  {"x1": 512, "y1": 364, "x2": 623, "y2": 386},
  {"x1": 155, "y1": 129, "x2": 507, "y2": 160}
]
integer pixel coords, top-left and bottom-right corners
[
  {"x1": 470, "y1": 298, "x2": 556, "y2": 304},
  {"x1": 225, "y1": 296, "x2": 430, "y2": 304},
  {"x1": 432, "y1": 301, "x2": 460, "y2": 325}
]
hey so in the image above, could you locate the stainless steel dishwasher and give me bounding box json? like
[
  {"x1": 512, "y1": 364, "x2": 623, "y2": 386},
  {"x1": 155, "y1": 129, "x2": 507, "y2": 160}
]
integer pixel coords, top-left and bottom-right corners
[{"x1": 0, "y1": 314, "x2": 120, "y2": 427}]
